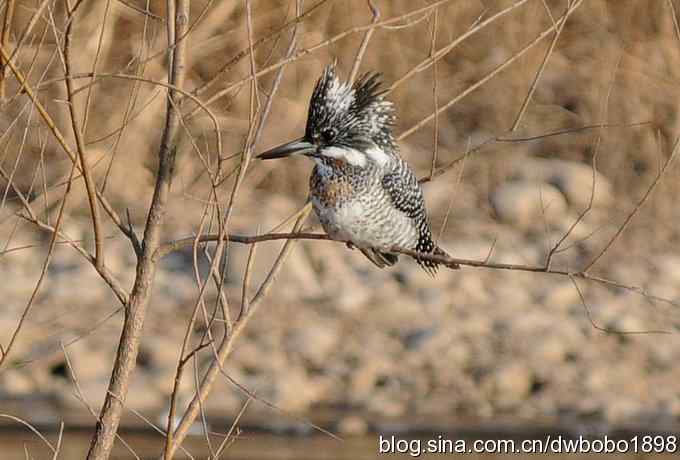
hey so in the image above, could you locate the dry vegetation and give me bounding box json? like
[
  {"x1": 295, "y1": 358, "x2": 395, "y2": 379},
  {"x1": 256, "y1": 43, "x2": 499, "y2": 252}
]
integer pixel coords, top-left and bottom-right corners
[{"x1": 1, "y1": 0, "x2": 680, "y2": 459}]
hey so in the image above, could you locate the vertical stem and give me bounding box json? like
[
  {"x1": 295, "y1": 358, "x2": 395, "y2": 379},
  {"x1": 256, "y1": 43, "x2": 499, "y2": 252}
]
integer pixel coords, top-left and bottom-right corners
[
  {"x1": 0, "y1": 0, "x2": 15, "y2": 101},
  {"x1": 85, "y1": 1, "x2": 190, "y2": 459},
  {"x1": 64, "y1": 2, "x2": 105, "y2": 269}
]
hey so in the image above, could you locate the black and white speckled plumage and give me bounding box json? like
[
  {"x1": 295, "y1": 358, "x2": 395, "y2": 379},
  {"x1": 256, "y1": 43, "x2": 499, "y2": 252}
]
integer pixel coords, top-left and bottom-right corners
[{"x1": 267, "y1": 63, "x2": 453, "y2": 274}]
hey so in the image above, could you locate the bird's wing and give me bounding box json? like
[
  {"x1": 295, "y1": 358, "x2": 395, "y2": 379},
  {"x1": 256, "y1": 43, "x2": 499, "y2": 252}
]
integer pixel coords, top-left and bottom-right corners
[
  {"x1": 380, "y1": 161, "x2": 427, "y2": 221},
  {"x1": 381, "y1": 161, "x2": 456, "y2": 275}
]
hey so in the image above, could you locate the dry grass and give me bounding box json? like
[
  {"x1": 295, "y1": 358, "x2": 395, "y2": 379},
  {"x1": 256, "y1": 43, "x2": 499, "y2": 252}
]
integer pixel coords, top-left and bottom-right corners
[{"x1": 2, "y1": 0, "x2": 680, "y2": 458}]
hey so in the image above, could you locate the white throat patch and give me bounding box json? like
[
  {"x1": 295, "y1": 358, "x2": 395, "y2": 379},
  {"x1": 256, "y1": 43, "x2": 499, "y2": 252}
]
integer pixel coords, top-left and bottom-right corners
[
  {"x1": 364, "y1": 146, "x2": 391, "y2": 167},
  {"x1": 321, "y1": 146, "x2": 367, "y2": 167}
]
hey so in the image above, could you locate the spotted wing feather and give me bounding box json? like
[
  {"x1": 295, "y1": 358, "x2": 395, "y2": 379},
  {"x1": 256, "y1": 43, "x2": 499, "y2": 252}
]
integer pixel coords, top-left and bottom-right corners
[{"x1": 381, "y1": 162, "x2": 457, "y2": 274}]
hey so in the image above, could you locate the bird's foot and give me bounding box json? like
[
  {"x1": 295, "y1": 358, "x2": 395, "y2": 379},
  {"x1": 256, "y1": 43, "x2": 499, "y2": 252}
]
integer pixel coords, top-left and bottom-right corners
[{"x1": 345, "y1": 241, "x2": 356, "y2": 250}]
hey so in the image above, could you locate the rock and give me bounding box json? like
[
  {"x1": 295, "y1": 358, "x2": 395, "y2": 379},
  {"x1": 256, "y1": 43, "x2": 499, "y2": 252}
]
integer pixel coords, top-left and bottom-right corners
[
  {"x1": 583, "y1": 367, "x2": 612, "y2": 394},
  {"x1": 349, "y1": 361, "x2": 395, "y2": 402},
  {"x1": 367, "y1": 394, "x2": 406, "y2": 417},
  {"x1": 647, "y1": 343, "x2": 676, "y2": 371},
  {"x1": 206, "y1": 380, "x2": 249, "y2": 415},
  {"x1": 605, "y1": 313, "x2": 647, "y2": 334},
  {"x1": 0, "y1": 317, "x2": 38, "y2": 359},
  {"x1": 491, "y1": 275, "x2": 533, "y2": 308},
  {"x1": 0, "y1": 369, "x2": 35, "y2": 396},
  {"x1": 550, "y1": 211, "x2": 597, "y2": 241},
  {"x1": 537, "y1": 281, "x2": 582, "y2": 310},
  {"x1": 489, "y1": 363, "x2": 533, "y2": 409},
  {"x1": 530, "y1": 336, "x2": 568, "y2": 365},
  {"x1": 511, "y1": 158, "x2": 613, "y2": 209},
  {"x1": 54, "y1": 377, "x2": 107, "y2": 411},
  {"x1": 304, "y1": 243, "x2": 374, "y2": 312},
  {"x1": 401, "y1": 327, "x2": 437, "y2": 351},
  {"x1": 267, "y1": 369, "x2": 323, "y2": 413},
  {"x1": 644, "y1": 281, "x2": 678, "y2": 306},
  {"x1": 337, "y1": 415, "x2": 369, "y2": 436},
  {"x1": 126, "y1": 374, "x2": 165, "y2": 412},
  {"x1": 279, "y1": 246, "x2": 326, "y2": 300},
  {"x1": 451, "y1": 271, "x2": 493, "y2": 306},
  {"x1": 656, "y1": 255, "x2": 680, "y2": 283},
  {"x1": 60, "y1": 339, "x2": 115, "y2": 383},
  {"x1": 139, "y1": 336, "x2": 181, "y2": 370},
  {"x1": 604, "y1": 399, "x2": 641, "y2": 424},
  {"x1": 283, "y1": 321, "x2": 339, "y2": 366},
  {"x1": 490, "y1": 181, "x2": 568, "y2": 229}
]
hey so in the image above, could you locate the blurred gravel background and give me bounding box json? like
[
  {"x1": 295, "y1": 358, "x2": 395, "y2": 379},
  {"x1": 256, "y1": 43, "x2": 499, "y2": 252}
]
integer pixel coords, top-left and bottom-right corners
[{"x1": 2, "y1": 0, "x2": 680, "y2": 436}]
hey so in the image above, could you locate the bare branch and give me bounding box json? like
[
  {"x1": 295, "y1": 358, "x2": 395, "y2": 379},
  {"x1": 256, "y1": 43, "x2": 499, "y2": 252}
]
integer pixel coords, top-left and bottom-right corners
[
  {"x1": 64, "y1": 1, "x2": 105, "y2": 270},
  {"x1": 86, "y1": 2, "x2": 192, "y2": 458},
  {"x1": 421, "y1": 121, "x2": 652, "y2": 185},
  {"x1": 0, "y1": 0, "x2": 15, "y2": 101},
  {"x1": 398, "y1": 0, "x2": 585, "y2": 141},
  {"x1": 428, "y1": 6, "x2": 440, "y2": 179},
  {"x1": 196, "y1": 0, "x2": 455, "y2": 113},
  {"x1": 510, "y1": 0, "x2": 570, "y2": 131},
  {"x1": 163, "y1": 208, "x2": 311, "y2": 458},
  {"x1": 0, "y1": 164, "x2": 77, "y2": 369},
  {"x1": 348, "y1": 0, "x2": 380, "y2": 83},
  {"x1": 157, "y1": 230, "x2": 680, "y2": 313},
  {"x1": 61, "y1": 344, "x2": 142, "y2": 460},
  {"x1": 585, "y1": 137, "x2": 680, "y2": 272},
  {"x1": 0, "y1": 41, "x2": 141, "y2": 252},
  {"x1": 0, "y1": 414, "x2": 55, "y2": 454},
  {"x1": 387, "y1": 0, "x2": 529, "y2": 93}
]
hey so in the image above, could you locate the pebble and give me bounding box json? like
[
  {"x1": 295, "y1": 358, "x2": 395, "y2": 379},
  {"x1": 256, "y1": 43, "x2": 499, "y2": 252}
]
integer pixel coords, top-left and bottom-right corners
[
  {"x1": 490, "y1": 180, "x2": 568, "y2": 229},
  {"x1": 337, "y1": 415, "x2": 369, "y2": 436},
  {"x1": 511, "y1": 158, "x2": 613, "y2": 209}
]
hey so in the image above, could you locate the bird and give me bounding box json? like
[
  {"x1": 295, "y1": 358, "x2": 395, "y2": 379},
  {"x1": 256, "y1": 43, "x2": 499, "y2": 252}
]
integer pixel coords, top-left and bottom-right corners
[{"x1": 257, "y1": 63, "x2": 457, "y2": 275}]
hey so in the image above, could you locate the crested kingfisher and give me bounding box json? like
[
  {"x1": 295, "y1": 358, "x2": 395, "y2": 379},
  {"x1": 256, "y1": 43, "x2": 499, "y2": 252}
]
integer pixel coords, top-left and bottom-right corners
[{"x1": 258, "y1": 64, "x2": 455, "y2": 275}]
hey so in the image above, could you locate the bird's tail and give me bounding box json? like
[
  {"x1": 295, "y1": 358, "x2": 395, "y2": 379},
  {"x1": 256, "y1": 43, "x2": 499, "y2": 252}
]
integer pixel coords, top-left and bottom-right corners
[
  {"x1": 416, "y1": 245, "x2": 459, "y2": 276},
  {"x1": 359, "y1": 247, "x2": 399, "y2": 268},
  {"x1": 355, "y1": 245, "x2": 458, "y2": 275}
]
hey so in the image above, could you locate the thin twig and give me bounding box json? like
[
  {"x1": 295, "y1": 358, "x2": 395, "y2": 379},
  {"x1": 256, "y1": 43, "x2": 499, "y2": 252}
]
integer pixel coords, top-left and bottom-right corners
[
  {"x1": 545, "y1": 51, "x2": 622, "y2": 269},
  {"x1": 569, "y1": 276, "x2": 669, "y2": 335},
  {"x1": 585, "y1": 137, "x2": 680, "y2": 271},
  {"x1": 348, "y1": 0, "x2": 380, "y2": 83},
  {"x1": 386, "y1": 0, "x2": 530, "y2": 94},
  {"x1": 212, "y1": 397, "x2": 251, "y2": 459},
  {"x1": 0, "y1": 0, "x2": 15, "y2": 101},
  {"x1": 163, "y1": 210, "x2": 213, "y2": 457},
  {"x1": 428, "y1": 6, "x2": 439, "y2": 179},
  {"x1": 510, "y1": 0, "x2": 571, "y2": 131},
  {"x1": 398, "y1": 0, "x2": 585, "y2": 141},
  {"x1": 64, "y1": 1, "x2": 105, "y2": 269},
  {"x1": 422, "y1": 122, "x2": 651, "y2": 186},
  {"x1": 0, "y1": 164, "x2": 77, "y2": 369},
  {"x1": 190, "y1": 0, "x2": 332, "y2": 98},
  {"x1": 0, "y1": 41, "x2": 141, "y2": 251},
  {"x1": 238, "y1": 233, "x2": 257, "y2": 321},
  {"x1": 194, "y1": 0, "x2": 455, "y2": 115},
  {"x1": 61, "y1": 343, "x2": 142, "y2": 460},
  {"x1": 0, "y1": 414, "x2": 55, "y2": 453},
  {"x1": 51, "y1": 422, "x2": 65, "y2": 460},
  {"x1": 164, "y1": 209, "x2": 311, "y2": 458}
]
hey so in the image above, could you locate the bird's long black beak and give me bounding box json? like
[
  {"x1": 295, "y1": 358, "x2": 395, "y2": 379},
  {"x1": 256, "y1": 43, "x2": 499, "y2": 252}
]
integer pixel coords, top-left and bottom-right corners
[{"x1": 257, "y1": 137, "x2": 315, "y2": 160}]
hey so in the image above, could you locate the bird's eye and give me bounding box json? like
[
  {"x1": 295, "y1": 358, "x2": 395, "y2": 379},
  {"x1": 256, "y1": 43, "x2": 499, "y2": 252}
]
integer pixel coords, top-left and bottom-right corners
[{"x1": 320, "y1": 128, "x2": 336, "y2": 143}]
